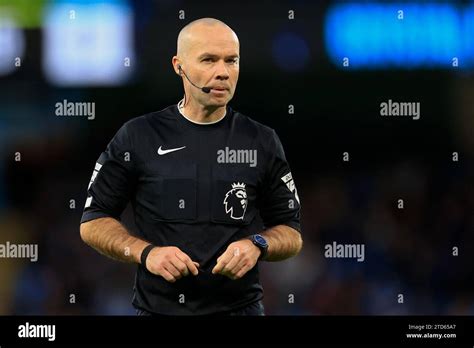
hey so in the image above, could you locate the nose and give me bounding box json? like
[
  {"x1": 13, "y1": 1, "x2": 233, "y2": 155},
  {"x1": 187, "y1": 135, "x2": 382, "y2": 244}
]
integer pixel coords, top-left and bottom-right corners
[{"x1": 215, "y1": 60, "x2": 230, "y2": 80}]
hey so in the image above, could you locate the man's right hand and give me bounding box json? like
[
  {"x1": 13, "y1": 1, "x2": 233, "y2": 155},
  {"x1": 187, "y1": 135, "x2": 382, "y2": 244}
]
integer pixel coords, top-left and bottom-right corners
[{"x1": 145, "y1": 246, "x2": 199, "y2": 283}]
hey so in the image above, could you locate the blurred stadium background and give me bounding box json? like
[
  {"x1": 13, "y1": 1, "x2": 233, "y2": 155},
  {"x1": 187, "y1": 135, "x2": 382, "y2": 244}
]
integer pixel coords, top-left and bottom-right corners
[{"x1": 0, "y1": 0, "x2": 473, "y2": 315}]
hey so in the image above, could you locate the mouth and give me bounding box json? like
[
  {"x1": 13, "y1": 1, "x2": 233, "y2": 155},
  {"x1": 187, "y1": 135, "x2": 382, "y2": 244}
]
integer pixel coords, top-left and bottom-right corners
[{"x1": 210, "y1": 88, "x2": 228, "y2": 95}]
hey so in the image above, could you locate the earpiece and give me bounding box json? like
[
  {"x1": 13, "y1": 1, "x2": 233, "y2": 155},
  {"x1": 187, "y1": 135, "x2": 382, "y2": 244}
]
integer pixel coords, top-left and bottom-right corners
[{"x1": 178, "y1": 64, "x2": 211, "y2": 94}]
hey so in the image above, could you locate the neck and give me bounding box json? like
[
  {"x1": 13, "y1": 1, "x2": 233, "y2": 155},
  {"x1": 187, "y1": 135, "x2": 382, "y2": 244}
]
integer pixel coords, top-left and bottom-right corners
[{"x1": 180, "y1": 98, "x2": 226, "y2": 124}]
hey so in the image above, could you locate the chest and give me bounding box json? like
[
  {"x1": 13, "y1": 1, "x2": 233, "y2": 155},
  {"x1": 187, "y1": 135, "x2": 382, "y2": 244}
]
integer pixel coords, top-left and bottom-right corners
[{"x1": 135, "y1": 131, "x2": 264, "y2": 225}]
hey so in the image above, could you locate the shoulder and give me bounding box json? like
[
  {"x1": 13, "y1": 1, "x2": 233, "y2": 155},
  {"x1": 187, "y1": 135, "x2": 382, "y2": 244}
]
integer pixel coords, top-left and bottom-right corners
[
  {"x1": 231, "y1": 108, "x2": 276, "y2": 140},
  {"x1": 120, "y1": 105, "x2": 177, "y2": 135}
]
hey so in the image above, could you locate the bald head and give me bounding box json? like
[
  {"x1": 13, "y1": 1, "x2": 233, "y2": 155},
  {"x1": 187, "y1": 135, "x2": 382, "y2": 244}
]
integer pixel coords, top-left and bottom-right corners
[{"x1": 177, "y1": 18, "x2": 239, "y2": 60}]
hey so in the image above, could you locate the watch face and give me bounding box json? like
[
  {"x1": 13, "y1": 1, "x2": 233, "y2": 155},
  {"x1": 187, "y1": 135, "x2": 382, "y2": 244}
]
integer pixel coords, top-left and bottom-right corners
[{"x1": 255, "y1": 235, "x2": 268, "y2": 247}]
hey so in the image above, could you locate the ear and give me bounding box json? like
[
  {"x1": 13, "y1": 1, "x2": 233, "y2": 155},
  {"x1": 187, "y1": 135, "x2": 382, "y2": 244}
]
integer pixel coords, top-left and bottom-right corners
[{"x1": 172, "y1": 56, "x2": 181, "y2": 75}]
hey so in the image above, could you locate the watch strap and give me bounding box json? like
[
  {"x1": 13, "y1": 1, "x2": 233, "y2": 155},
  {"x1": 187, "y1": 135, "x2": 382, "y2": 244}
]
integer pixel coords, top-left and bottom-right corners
[{"x1": 140, "y1": 244, "x2": 155, "y2": 270}]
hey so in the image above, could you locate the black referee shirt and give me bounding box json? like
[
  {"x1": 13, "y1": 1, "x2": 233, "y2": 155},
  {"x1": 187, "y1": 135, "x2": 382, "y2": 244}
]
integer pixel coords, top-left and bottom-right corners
[{"x1": 80, "y1": 103, "x2": 301, "y2": 315}]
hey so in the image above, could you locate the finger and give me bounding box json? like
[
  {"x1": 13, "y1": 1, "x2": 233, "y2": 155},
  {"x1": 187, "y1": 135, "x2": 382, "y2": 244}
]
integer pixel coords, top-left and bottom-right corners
[
  {"x1": 164, "y1": 262, "x2": 183, "y2": 279},
  {"x1": 230, "y1": 256, "x2": 248, "y2": 275},
  {"x1": 193, "y1": 262, "x2": 203, "y2": 272},
  {"x1": 170, "y1": 256, "x2": 189, "y2": 277},
  {"x1": 222, "y1": 247, "x2": 242, "y2": 275},
  {"x1": 160, "y1": 269, "x2": 177, "y2": 283},
  {"x1": 235, "y1": 264, "x2": 250, "y2": 279},
  {"x1": 176, "y1": 252, "x2": 199, "y2": 276},
  {"x1": 212, "y1": 248, "x2": 235, "y2": 274},
  {"x1": 169, "y1": 254, "x2": 188, "y2": 276},
  {"x1": 212, "y1": 251, "x2": 231, "y2": 274},
  {"x1": 216, "y1": 247, "x2": 233, "y2": 264}
]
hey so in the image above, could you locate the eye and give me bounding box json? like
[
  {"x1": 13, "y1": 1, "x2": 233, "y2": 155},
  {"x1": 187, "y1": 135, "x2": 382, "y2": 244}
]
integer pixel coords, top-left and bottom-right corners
[{"x1": 202, "y1": 58, "x2": 212, "y2": 62}]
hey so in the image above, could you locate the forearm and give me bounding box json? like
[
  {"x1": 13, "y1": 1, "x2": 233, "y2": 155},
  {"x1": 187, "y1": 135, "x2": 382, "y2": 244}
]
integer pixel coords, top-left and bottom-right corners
[
  {"x1": 80, "y1": 217, "x2": 150, "y2": 264},
  {"x1": 260, "y1": 225, "x2": 303, "y2": 261}
]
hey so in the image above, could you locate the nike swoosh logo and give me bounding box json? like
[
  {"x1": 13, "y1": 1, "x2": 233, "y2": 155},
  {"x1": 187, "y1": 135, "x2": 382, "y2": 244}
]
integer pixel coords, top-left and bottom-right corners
[{"x1": 157, "y1": 145, "x2": 186, "y2": 155}]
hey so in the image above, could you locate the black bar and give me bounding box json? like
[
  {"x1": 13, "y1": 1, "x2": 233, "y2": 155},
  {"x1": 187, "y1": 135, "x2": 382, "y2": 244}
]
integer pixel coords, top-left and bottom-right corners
[{"x1": 0, "y1": 316, "x2": 471, "y2": 346}]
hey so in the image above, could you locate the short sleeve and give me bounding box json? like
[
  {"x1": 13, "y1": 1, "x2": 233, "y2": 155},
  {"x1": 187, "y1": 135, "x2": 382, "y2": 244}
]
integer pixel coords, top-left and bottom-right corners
[
  {"x1": 80, "y1": 124, "x2": 136, "y2": 223},
  {"x1": 259, "y1": 130, "x2": 301, "y2": 232}
]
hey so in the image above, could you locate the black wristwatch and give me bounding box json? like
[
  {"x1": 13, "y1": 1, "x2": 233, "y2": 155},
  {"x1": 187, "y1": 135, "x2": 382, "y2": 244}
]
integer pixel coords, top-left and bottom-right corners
[{"x1": 248, "y1": 234, "x2": 268, "y2": 260}]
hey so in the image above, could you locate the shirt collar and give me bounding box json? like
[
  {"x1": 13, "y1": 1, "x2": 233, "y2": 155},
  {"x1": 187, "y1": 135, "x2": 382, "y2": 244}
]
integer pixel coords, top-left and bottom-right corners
[{"x1": 177, "y1": 99, "x2": 227, "y2": 125}]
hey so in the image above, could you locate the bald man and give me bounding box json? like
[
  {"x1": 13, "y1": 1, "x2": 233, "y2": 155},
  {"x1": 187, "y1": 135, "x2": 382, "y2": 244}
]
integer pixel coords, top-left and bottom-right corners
[{"x1": 80, "y1": 18, "x2": 303, "y2": 316}]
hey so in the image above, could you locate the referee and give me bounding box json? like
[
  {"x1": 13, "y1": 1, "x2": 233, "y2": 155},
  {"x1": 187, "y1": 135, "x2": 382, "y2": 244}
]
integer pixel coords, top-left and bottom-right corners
[{"x1": 80, "y1": 18, "x2": 303, "y2": 316}]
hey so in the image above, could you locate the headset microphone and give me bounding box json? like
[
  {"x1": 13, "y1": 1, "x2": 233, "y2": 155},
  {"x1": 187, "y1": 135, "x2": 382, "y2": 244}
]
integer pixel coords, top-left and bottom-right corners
[{"x1": 178, "y1": 65, "x2": 211, "y2": 93}]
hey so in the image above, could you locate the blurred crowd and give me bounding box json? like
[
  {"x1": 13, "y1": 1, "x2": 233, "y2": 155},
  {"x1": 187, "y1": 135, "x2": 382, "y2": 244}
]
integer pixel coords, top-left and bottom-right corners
[{"x1": 1, "y1": 132, "x2": 472, "y2": 315}]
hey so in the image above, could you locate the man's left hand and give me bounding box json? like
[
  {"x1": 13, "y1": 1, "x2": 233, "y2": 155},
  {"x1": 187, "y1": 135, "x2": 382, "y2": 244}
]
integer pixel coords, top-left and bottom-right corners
[{"x1": 212, "y1": 239, "x2": 261, "y2": 280}]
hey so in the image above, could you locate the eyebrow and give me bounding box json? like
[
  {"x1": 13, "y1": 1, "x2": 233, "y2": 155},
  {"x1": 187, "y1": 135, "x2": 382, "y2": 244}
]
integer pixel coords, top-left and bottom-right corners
[{"x1": 197, "y1": 53, "x2": 239, "y2": 60}]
